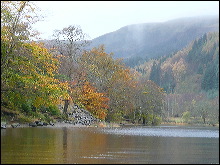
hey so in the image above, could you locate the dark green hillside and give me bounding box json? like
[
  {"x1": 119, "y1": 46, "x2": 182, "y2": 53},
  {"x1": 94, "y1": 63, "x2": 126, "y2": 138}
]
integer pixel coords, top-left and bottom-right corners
[
  {"x1": 137, "y1": 31, "x2": 219, "y2": 124},
  {"x1": 88, "y1": 16, "x2": 218, "y2": 63},
  {"x1": 140, "y1": 31, "x2": 219, "y2": 94}
]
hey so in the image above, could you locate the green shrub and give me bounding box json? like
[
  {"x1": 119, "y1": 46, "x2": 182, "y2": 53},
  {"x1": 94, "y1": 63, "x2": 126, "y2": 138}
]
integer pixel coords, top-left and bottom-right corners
[
  {"x1": 39, "y1": 105, "x2": 60, "y2": 116},
  {"x1": 21, "y1": 102, "x2": 32, "y2": 114},
  {"x1": 152, "y1": 116, "x2": 162, "y2": 126},
  {"x1": 47, "y1": 105, "x2": 60, "y2": 116},
  {"x1": 17, "y1": 114, "x2": 32, "y2": 123},
  {"x1": 182, "y1": 111, "x2": 191, "y2": 123},
  {"x1": 144, "y1": 114, "x2": 153, "y2": 125}
]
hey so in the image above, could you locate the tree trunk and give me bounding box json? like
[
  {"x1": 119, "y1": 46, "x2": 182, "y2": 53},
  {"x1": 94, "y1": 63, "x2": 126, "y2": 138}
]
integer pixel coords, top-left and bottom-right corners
[
  {"x1": 63, "y1": 99, "x2": 69, "y2": 116},
  {"x1": 142, "y1": 117, "x2": 146, "y2": 125},
  {"x1": 202, "y1": 116, "x2": 206, "y2": 124}
]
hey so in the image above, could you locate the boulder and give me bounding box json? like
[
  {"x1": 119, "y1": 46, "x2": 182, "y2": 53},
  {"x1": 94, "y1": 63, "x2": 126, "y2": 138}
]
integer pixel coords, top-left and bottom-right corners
[
  {"x1": 49, "y1": 121, "x2": 55, "y2": 126},
  {"x1": 29, "y1": 122, "x2": 37, "y2": 127},
  {"x1": 35, "y1": 121, "x2": 44, "y2": 126},
  {"x1": 43, "y1": 122, "x2": 48, "y2": 126},
  {"x1": 1, "y1": 122, "x2": 6, "y2": 129},
  {"x1": 11, "y1": 123, "x2": 20, "y2": 128}
]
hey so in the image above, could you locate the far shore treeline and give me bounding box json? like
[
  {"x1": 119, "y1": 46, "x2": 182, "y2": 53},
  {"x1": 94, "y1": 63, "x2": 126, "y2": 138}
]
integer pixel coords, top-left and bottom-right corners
[{"x1": 1, "y1": 1, "x2": 219, "y2": 126}]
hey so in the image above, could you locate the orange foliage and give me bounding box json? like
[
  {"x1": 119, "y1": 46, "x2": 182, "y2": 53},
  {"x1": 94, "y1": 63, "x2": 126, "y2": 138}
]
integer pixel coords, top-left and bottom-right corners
[{"x1": 72, "y1": 81, "x2": 109, "y2": 120}]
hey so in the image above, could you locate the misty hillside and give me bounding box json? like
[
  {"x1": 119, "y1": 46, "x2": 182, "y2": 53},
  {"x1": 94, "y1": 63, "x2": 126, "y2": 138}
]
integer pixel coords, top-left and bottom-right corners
[
  {"x1": 137, "y1": 31, "x2": 219, "y2": 94},
  {"x1": 135, "y1": 31, "x2": 219, "y2": 119},
  {"x1": 87, "y1": 16, "x2": 219, "y2": 61}
]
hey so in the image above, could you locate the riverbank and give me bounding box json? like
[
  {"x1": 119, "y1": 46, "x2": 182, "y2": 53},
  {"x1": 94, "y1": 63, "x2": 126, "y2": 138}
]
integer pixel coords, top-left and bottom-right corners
[
  {"x1": 2, "y1": 121, "x2": 121, "y2": 129},
  {"x1": 160, "y1": 122, "x2": 219, "y2": 127},
  {"x1": 161, "y1": 116, "x2": 219, "y2": 127},
  {"x1": 2, "y1": 119, "x2": 219, "y2": 129},
  {"x1": 2, "y1": 122, "x2": 219, "y2": 129}
]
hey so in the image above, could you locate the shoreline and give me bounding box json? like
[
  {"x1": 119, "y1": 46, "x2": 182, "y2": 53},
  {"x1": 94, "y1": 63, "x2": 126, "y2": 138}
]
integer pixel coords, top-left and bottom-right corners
[
  {"x1": 160, "y1": 122, "x2": 219, "y2": 127},
  {"x1": 2, "y1": 121, "x2": 219, "y2": 129},
  {"x1": 2, "y1": 121, "x2": 121, "y2": 129}
]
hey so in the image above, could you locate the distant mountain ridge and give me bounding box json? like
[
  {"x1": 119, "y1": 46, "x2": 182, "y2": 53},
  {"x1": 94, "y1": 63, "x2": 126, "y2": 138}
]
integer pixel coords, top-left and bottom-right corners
[{"x1": 87, "y1": 15, "x2": 219, "y2": 60}]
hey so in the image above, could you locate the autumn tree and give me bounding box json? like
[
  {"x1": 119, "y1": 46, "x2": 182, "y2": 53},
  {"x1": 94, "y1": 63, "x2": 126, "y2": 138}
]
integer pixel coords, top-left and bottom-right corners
[
  {"x1": 52, "y1": 25, "x2": 90, "y2": 81},
  {"x1": 1, "y1": 1, "x2": 40, "y2": 90},
  {"x1": 138, "y1": 80, "x2": 165, "y2": 125},
  {"x1": 2, "y1": 41, "x2": 70, "y2": 117},
  {"x1": 1, "y1": 1, "x2": 69, "y2": 120},
  {"x1": 49, "y1": 25, "x2": 91, "y2": 116},
  {"x1": 79, "y1": 45, "x2": 138, "y2": 121},
  {"x1": 77, "y1": 82, "x2": 109, "y2": 120},
  {"x1": 1, "y1": 1, "x2": 39, "y2": 111}
]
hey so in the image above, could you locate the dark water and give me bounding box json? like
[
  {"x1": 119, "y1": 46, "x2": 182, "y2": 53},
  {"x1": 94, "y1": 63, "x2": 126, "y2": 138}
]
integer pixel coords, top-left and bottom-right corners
[{"x1": 1, "y1": 125, "x2": 219, "y2": 164}]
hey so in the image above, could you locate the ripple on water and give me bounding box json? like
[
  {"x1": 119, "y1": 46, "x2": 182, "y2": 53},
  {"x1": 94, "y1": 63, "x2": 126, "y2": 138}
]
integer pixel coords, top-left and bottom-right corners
[{"x1": 99, "y1": 126, "x2": 219, "y2": 138}]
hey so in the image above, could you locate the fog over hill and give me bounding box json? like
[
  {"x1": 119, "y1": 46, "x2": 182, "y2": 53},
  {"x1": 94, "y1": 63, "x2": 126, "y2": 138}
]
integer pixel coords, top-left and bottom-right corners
[{"x1": 86, "y1": 15, "x2": 219, "y2": 60}]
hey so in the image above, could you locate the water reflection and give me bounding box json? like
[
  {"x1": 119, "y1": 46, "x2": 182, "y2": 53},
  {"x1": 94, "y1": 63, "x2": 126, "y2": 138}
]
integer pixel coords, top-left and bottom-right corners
[
  {"x1": 62, "y1": 127, "x2": 67, "y2": 163},
  {"x1": 1, "y1": 126, "x2": 219, "y2": 164}
]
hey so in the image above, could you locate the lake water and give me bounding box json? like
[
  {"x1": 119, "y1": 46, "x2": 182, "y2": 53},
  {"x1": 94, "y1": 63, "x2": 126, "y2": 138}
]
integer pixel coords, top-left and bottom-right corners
[{"x1": 1, "y1": 125, "x2": 219, "y2": 164}]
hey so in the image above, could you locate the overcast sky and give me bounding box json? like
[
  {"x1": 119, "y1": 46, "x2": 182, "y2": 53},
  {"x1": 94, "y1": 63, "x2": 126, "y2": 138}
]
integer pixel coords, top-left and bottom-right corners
[{"x1": 32, "y1": 1, "x2": 219, "y2": 40}]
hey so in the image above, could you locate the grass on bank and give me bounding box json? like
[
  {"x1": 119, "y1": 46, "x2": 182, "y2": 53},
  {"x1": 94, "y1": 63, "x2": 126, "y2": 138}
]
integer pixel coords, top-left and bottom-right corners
[{"x1": 162, "y1": 116, "x2": 219, "y2": 126}]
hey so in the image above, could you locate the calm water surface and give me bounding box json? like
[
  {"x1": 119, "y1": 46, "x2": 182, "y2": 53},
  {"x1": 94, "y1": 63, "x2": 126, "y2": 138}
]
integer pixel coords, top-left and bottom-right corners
[{"x1": 1, "y1": 125, "x2": 219, "y2": 164}]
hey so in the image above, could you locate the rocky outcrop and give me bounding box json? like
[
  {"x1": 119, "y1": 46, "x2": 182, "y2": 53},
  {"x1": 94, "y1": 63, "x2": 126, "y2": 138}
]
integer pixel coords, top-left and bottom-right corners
[
  {"x1": 29, "y1": 121, "x2": 54, "y2": 127},
  {"x1": 1, "y1": 122, "x2": 6, "y2": 129},
  {"x1": 11, "y1": 123, "x2": 20, "y2": 128},
  {"x1": 29, "y1": 122, "x2": 37, "y2": 127},
  {"x1": 59, "y1": 104, "x2": 99, "y2": 126}
]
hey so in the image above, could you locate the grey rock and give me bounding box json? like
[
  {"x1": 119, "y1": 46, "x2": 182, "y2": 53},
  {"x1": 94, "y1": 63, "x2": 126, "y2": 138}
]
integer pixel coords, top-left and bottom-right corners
[
  {"x1": 29, "y1": 122, "x2": 37, "y2": 127},
  {"x1": 1, "y1": 122, "x2": 6, "y2": 129},
  {"x1": 11, "y1": 123, "x2": 20, "y2": 128}
]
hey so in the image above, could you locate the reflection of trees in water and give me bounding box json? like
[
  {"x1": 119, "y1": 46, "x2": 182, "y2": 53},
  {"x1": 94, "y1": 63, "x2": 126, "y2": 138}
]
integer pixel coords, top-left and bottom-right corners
[
  {"x1": 60, "y1": 128, "x2": 108, "y2": 163},
  {"x1": 62, "y1": 127, "x2": 67, "y2": 163},
  {"x1": 1, "y1": 127, "x2": 219, "y2": 164}
]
